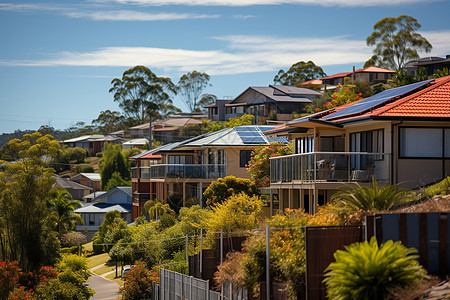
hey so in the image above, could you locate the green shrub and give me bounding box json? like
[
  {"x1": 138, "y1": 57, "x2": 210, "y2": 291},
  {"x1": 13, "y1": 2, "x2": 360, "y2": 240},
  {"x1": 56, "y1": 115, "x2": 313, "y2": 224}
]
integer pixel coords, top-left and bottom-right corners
[
  {"x1": 73, "y1": 164, "x2": 94, "y2": 174},
  {"x1": 324, "y1": 237, "x2": 426, "y2": 300},
  {"x1": 419, "y1": 176, "x2": 450, "y2": 199},
  {"x1": 60, "y1": 246, "x2": 79, "y2": 255},
  {"x1": 203, "y1": 176, "x2": 260, "y2": 206},
  {"x1": 96, "y1": 152, "x2": 103, "y2": 158}
]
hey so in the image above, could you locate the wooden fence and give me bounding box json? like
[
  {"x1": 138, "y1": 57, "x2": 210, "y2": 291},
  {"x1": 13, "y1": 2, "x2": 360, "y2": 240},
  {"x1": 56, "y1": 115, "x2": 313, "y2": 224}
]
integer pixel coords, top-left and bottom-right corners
[
  {"x1": 305, "y1": 225, "x2": 363, "y2": 300},
  {"x1": 366, "y1": 212, "x2": 449, "y2": 276}
]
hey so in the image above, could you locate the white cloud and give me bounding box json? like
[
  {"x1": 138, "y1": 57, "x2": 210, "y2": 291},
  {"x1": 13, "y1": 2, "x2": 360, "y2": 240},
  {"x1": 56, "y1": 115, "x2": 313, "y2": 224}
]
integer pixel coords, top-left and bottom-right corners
[
  {"x1": 0, "y1": 3, "x2": 220, "y2": 21},
  {"x1": 232, "y1": 14, "x2": 255, "y2": 19},
  {"x1": 0, "y1": 35, "x2": 373, "y2": 75},
  {"x1": 97, "y1": 0, "x2": 432, "y2": 6},
  {"x1": 64, "y1": 10, "x2": 220, "y2": 21},
  {"x1": 420, "y1": 30, "x2": 450, "y2": 57}
]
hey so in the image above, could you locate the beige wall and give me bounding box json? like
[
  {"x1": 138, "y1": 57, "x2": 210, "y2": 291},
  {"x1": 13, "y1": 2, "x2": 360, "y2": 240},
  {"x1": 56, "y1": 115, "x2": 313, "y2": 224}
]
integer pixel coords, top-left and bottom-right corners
[{"x1": 225, "y1": 148, "x2": 252, "y2": 179}]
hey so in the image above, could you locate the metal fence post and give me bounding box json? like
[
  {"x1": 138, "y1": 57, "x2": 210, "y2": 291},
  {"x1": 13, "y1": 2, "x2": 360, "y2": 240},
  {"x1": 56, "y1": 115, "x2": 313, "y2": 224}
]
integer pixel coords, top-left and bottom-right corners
[
  {"x1": 200, "y1": 228, "x2": 203, "y2": 279},
  {"x1": 186, "y1": 234, "x2": 189, "y2": 266},
  {"x1": 220, "y1": 228, "x2": 223, "y2": 300},
  {"x1": 266, "y1": 225, "x2": 270, "y2": 300}
]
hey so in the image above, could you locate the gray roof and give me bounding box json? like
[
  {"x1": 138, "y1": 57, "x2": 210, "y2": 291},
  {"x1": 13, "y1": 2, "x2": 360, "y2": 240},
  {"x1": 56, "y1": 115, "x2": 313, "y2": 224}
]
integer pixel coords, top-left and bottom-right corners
[
  {"x1": 61, "y1": 135, "x2": 105, "y2": 143},
  {"x1": 74, "y1": 203, "x2": 131, "y2": 214},
  {"x1": 175, "y1": 125, "x2": 288, "y2": 149},
  {"x1": 83, "y1": 191, "x2": 107, "y2": 200},
  {"x1": 92, "y1": 186, "x2": 132, "y2": 202},
  {"x1": 54, "y1": 177, "x2": 92, "y2": 191}
]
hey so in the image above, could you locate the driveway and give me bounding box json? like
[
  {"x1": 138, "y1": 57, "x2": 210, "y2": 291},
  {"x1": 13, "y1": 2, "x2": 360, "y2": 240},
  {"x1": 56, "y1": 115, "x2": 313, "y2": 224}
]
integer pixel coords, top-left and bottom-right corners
[{"x1": 86, "y1": 273, "x2": 121, "y2": 300}]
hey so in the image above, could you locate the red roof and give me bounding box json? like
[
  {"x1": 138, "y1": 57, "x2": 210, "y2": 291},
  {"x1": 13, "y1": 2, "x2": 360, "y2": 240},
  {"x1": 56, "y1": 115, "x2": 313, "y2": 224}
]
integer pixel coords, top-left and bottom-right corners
[
  {"x1": 300, "y1": 79, "x2": 323, "y2": 85},
  {"x1": 139, "y1": 153, "x2": 162, "y2": 159},
  {"x1": 354, "y1": 66, "x2": 396, "y2": 74},
  {"x1": 330, "y1": 75, "x2": 450, "y2": 121},
  {"x1": 320, "y1": 72, "x2": 352, "y2": 80}
]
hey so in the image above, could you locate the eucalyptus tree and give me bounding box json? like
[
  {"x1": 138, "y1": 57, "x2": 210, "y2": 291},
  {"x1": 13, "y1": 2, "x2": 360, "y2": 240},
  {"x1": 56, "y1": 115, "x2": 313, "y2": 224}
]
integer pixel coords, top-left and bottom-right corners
[
  {"x1": 177, "y1": 71, "x2": 214, "y2": 112},
  {"x1": 274, "y1": 61, "x2": 326, "y2": 86},
  {"x1": 109, "y1": 66, "x2": 178, "y2": 138},
  {"x1": 366, "y1": 15, "x2": 432, "y2": 72}
]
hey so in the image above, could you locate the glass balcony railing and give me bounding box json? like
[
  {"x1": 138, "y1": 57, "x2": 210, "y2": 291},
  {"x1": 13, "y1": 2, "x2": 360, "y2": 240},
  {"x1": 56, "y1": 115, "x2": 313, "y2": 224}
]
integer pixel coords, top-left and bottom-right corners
[
  {"x1": 270, "y1": 152, "x2": 390, "y2": 183},
  {"x1": 133, "y1": 164, "x2": 226, "y2": 180}
]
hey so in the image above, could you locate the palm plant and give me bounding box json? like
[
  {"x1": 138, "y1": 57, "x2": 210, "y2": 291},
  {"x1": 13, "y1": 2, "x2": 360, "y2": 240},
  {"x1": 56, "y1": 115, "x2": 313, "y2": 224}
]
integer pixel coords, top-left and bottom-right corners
[
  {"x1": 144, "y1": 199, "x2": 174, "y2": 221},
  {"x1": 47, "y1": 190, "x2": 83, "y2": 234},
  {"x1": 331, "y1": 177, "x2": 415, "y2": 215},
  {"x1": 324, "y1": 237, "x2": 427, "y2": 300}
]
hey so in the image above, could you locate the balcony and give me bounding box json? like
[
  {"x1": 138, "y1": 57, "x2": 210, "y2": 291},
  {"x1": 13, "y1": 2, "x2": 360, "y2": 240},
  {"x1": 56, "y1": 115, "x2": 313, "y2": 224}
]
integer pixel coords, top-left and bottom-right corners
[
  {"x1": 132, "y1": 164, "x2": 226, "y2": 180},
  {"x1": 270, "y1": 152, "x2": 390, "y2": 184}
]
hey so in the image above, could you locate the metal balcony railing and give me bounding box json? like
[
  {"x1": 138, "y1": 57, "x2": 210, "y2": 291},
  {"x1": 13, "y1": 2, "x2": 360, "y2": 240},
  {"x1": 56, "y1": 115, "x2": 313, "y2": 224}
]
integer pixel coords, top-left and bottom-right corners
[
  {"x1": 270, "y1": 152, "x2": 390, "y2": 184},
  {"x1": 132, "y1": 164, "x2": 226, "y2": 180}
]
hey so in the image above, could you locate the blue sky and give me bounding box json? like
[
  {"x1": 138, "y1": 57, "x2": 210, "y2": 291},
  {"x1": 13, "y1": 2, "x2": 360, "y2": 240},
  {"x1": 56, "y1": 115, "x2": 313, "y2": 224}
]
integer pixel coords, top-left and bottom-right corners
[{"x1": 1, "y1": 0, "x2": 449, "y2": 134}]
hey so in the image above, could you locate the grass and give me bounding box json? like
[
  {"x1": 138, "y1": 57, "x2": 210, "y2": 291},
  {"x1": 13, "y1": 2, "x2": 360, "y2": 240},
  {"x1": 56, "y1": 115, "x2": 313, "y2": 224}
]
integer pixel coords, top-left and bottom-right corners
[
  {"x1": 94, "y1": 264, "x2": 116, "y2": 275},
  {"x1": 87, "y1": 252, "x2": 111, "y2": 269},
  {"x1": 83, "y1": 241, "x2": 93, "y2": 252}
]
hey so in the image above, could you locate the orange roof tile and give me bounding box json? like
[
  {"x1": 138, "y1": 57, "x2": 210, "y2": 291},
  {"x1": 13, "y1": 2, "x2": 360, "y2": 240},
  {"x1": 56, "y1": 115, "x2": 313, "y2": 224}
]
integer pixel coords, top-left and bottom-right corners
[
  {"x1": 320, "y1": 72, "x2": 352, "y2": 80},
  {"x1": 354, "y1": 66, "x2": 396, "y2": 73}
]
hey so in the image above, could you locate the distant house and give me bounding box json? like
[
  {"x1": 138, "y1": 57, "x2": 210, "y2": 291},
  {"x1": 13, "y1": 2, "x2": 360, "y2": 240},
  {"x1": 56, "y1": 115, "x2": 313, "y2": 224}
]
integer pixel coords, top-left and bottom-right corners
[
  {"x1": 54, "y1": 177, "x2": 92, "y2": 200},
  {"x1": 122, "y1": 138, "x2": 150, "y2": 150},
  {"x1": 61, "y1": 134, "x2": 125, "y2": 155},
  {"x1": 404, "y1": 55, "x2": 450, "y2": 76},
  {"x1": 320, "y1": 66, "x2": 395, "y2": 88},
  {"x1": 71, "y1": 173, "x2": 102, "y2": 192},
  {"x1": 129, "y1": 118, "x2": 203, "y2": 143},
  {"x1": 225, "y1": 85, "x2": 321, "y2": 124},
  {"x1": 75, "y1": 186, "x2": 132, "y2": 235},
  {"x1": 205, "y1": 99, "x2": 233, "y2": 121}
]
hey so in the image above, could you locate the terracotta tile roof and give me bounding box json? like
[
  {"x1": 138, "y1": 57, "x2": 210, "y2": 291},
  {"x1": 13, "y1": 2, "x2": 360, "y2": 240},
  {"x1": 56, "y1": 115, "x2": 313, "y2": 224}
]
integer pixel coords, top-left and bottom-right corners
[
  {"x1": 354, "y1": 66, "x2": 396, "y2": 73},
  {"x1": 374, "y1": 76, "x2": 450, "y2": 118},
  {"x1": 320, "y1": 72, "x2": 352, "y2": 80},
  {"x1": 300, "y1": 79, "x2": 323, "y2": 85}
]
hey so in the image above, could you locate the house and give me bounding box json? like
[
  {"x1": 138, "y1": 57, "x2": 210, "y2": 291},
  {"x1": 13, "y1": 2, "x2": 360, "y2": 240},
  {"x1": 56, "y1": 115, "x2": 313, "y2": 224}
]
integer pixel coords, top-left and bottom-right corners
[
  {"x1": 54, "y1": 176, "x2": 92, "y2": 200},
  {"x1": 74, "y1": 186, "x2": 132, "y2": 236},
  {"x1": 320, "y1": 66, "x2": 396, "y2": 88},
  {"x1": 266, "y1": 75, "x2": 450, "y2": 215},
  {"x1": 225, "y1": 85, "x2": 321, "y2": 124},
  {"x1": 71, "y1": 173, "x2": 102, "y2": 192},
  {"x1": 130, "y1": 125, "x2": 289, "y2": 220},
  {"x1": 122, "y1": 138, "x2": 150, "y2": 150},
  {"x1": 404, "y1": 55, "x2": 450, "y2": 76},
  {"x1": 61, "y1": 134, "x2": 125, "y2": 155},
  {"x1": 205, "y1": 99, "x2": 233, "y2": 121},
  {"x1": 129, "y1": 118, "x2": 203, "y2": 143}
]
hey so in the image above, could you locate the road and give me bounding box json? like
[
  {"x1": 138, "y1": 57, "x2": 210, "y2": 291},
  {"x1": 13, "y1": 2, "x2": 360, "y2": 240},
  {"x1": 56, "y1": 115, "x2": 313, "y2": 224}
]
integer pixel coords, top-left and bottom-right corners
[{"x1": 86, "y1": 273, "x2": 121, "y2": 300}]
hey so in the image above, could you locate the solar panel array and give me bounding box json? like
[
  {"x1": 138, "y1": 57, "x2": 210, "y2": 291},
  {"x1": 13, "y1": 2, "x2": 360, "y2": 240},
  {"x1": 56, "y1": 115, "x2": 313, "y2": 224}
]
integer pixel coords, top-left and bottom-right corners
[
  {"x1": 236, "y1": 126, "x2": 286, "y2": 144},
  {"x1": 323, "y1": 79, "x2": 434, "y2": 120}
]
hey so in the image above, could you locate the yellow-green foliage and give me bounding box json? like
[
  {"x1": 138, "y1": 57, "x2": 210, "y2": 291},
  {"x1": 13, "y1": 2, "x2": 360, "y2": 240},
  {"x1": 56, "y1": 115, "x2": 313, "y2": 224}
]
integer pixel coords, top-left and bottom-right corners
[
  {"x1": 205, "y1": 193, "x2": 263, "y2": 236},
  {"x1": 324, "y1": 237, "x2": 427, "y2": 300},
  {"x1": 203, "y1": 175, "x2": 260, "y2": 206},
  {"x1": 419, "y1": 176, "x2": 450, "y2": 199}
]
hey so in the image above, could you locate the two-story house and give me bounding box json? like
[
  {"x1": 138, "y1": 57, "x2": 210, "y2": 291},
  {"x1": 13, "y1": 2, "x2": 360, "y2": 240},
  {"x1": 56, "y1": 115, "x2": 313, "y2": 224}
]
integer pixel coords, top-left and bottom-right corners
[
  {"x1": 267, "y1": 75, "x2": 450, "y2": 215},
  {"x1": 130, "y1": 125, "x2": 289, "y2": 220},
  {"x1": 225, "y1": 85, "x2": 321, "y2": 124},
  {"x1": 320, "y1": 66, "x2": 396, "y2": 88}
]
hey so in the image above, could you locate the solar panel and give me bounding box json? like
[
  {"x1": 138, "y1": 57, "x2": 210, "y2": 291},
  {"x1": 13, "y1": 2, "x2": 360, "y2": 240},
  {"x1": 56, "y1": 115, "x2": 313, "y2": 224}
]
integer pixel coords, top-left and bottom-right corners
[
  {"x1": 235, "y1": 126, "x2": 258, "y2": 132},
  {"x1": 323, "y1": 79, "x2": 434, "y2": 120},
  {"x1": 267, "y1": 136, "x2": 289, "y2": 143},
  {"x1": 241, "y1": 136, "x2": 266, "y2": 144}
]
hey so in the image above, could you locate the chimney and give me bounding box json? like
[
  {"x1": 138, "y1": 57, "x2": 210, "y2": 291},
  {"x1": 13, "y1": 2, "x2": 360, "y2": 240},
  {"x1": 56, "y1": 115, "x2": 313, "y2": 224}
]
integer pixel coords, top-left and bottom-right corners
[{"x1": 352, "y1": 66, "x2": 356, "y2": 81}]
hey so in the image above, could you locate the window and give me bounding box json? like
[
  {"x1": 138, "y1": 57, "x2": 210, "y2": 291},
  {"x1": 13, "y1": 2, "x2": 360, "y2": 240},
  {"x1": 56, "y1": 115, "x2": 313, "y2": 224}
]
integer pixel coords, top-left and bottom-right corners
[
  {"x1": 168, "y1": 155, "x2": 193, "y2": 164},
  {"x1": 399, "y1": 127, "x2": 443, "y2": 158},
  {"x1": 295, "y1": 136, "x2": 314, "y2": 154},
  {"x1": 240, "y1": 150, "x2": 253, "y2": 168},
  {"x1": 350, "y1": 129, "x2": 384, "y2": 153},
  {"x1": 218, "y1": 150, "x2": 225, "y2": 165}
]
